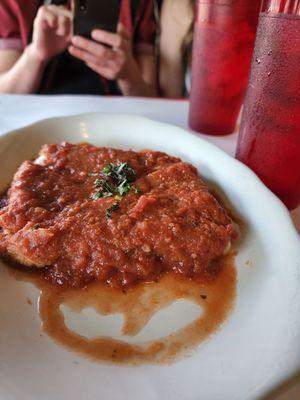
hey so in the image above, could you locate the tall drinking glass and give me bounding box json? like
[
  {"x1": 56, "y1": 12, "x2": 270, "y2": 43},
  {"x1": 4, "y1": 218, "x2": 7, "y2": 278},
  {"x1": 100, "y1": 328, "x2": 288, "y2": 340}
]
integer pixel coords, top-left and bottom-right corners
[
  {"x1": 189, "y1": 0, "x2": 262, "y2": 135},
  {"x1": 236, "y1": 0, "x2": 300, "y2": 210}
]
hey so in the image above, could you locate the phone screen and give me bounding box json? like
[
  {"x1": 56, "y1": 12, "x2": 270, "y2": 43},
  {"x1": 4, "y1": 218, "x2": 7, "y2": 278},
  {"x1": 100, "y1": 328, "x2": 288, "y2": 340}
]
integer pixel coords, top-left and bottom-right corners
[{"x1": 74, "y1": 0, "x2": 121, "y2": 37}]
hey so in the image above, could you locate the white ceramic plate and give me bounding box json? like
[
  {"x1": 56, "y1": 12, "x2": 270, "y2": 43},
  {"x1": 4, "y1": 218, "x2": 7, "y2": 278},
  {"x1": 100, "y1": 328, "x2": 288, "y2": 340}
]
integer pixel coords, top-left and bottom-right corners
[{"x1": 0, "y1": 113, "x2": 299, "y2": 400}]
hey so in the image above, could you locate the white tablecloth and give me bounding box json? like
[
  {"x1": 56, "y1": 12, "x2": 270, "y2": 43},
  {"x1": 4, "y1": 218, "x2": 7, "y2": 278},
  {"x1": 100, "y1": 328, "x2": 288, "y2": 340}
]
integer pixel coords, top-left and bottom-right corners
[{"x1": 0, "y1": 94, "x2": 299, "y2": 400}]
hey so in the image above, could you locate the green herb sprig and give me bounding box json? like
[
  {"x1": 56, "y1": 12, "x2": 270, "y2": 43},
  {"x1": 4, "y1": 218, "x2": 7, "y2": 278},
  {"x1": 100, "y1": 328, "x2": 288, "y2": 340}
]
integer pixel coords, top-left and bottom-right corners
[
  {"x1": 90, "y1": 162, "x2": 141, "y2": 219},
  {"x1": 106, "y1": 202, "x2": 120, "y2": 219},
  {"x1": 102, "y1": 162, "x2": 136, "y2": 184}
]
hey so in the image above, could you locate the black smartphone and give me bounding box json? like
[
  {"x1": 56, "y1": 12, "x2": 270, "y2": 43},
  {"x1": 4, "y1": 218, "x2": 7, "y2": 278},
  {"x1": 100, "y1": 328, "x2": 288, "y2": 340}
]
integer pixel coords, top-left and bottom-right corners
[{"x1": 73, "y1": 0, "x2": 121, "y2": 38}]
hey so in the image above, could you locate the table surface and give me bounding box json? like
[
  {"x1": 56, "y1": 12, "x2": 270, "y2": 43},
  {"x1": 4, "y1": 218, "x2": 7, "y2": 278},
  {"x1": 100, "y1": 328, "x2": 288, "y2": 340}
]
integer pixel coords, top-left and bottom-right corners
[{"x1": 0, "y1": 94, "x2": 299, "y2": 400}]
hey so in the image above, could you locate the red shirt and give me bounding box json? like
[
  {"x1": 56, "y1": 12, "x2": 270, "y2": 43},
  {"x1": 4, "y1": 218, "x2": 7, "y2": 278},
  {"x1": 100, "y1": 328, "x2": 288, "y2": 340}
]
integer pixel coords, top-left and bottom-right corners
[
  {"x1": 0, "y1": 0, "x2": 156, "y2": 53},
  {"x1": 0, "y1": 0, "x2": 38, "y2": 50}
]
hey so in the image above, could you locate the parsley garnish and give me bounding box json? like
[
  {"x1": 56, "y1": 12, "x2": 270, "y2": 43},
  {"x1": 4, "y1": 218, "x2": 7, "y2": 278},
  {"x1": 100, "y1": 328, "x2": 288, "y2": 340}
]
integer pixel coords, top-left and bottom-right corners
[
  {"x1": 102, "y1": 162, "x2": 136, "y2": 184},
  {"x1": 106, "y1": 202, "x2": 120, "y2": 219},
  {"x1": 117, "y1": 180, "x2": 132, "y2": 196},
  {"x1": 133, "y1": 187, "x2": 141, "y2": 194},
  {"x1": 89, "y1": 162, "x2": 141, "y2": 219},
  {"x1": 93, "y1": 179, "x2": 114, "y2": 198},
  {"x1": 91, "y1": 191, "x2": 113, "y2": 200}
]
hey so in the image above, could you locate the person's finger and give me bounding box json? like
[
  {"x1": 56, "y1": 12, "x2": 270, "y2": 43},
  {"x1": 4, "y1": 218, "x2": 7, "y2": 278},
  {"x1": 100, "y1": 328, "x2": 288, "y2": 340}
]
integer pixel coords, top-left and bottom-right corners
[
  {"x1": 56, "y1": 13, "x2": 71, "y2": 37},
  {"x1": 71, "y1": 36, "x2": 117, "y2": 65},
  {"x1": 37, "y1": 7, "x2": 58, "y2": 30},
  {"x1": 46, "y1": 4, "x2": 73, "y2": 19},
  {"x1": 117, "y1": 22, "x2": 131, "y2": 41},
  {"x1": 68, "y1": 45, "x2": 102, "y2": 65},
  {"x1": 86, "y1": 62, "x2": 116, "y2": 80},
  {"x1": 91, "y1": 29, "x2": 122, "y2": 48},
  {"x1": 45, "y1": 5, "x2": 73, "y2": 35},
  {"x1": 71, "y1": 36, "x2": 116, "y2": 61},
  {"x1": 40, "y1": 19, "x2": 48, "y2": 32}
]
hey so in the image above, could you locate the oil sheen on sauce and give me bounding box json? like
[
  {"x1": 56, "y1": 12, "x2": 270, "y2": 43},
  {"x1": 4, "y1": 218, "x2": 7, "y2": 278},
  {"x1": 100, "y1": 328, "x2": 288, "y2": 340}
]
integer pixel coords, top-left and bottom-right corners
[{"x1": 8, "y1": 253, "x2": 236, "y2": 365}]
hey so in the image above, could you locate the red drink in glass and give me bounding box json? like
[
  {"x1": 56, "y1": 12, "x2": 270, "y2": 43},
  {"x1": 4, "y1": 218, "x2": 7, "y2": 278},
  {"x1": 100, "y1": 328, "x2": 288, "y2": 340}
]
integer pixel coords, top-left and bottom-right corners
[
  {"x1": 236, "y1": 0, "x2": 300, "y2": 209},
  {"x1": 189, "y1": 0, "x2": 262, "y2": 135}
]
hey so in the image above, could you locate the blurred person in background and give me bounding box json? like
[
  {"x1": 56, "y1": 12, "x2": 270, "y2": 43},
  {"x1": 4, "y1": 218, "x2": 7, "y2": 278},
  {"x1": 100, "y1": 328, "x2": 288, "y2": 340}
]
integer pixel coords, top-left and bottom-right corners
[
  {"x1": 0, "y1": 0, "x2": 157, "y2": 96},
  {"x1": 159, "y1": 0, "x2": 194, "y2": 97}
]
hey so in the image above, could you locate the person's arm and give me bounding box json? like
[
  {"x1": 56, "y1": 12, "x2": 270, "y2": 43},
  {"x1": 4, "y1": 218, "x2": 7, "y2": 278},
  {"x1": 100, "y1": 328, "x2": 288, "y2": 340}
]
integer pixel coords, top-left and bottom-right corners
[
  {"x1": 159, "y1": 0, "x2": 193, "y2": 98},
  {"x1": 0, "y1": 47, "x2": 47, "y2": 93},
  {"x1": 0, "y1": 5, "x2": 72, "y2": 94},
  {"x1": 69, "y1": 26, "x2": 157, "y2": 97},
  {"x1": 0, "y1": 49, "x2": 21, "y2": 74}
]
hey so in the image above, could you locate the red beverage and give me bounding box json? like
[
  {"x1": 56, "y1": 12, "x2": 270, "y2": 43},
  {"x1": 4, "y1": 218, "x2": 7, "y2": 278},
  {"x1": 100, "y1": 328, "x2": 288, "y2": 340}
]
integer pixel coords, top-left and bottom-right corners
[
  {"x1": 236, "y1": 0, "x2": 300, "y2": 209},
  {"x1": 189, "y1": 0, "x2": 262, "y2": 135}
]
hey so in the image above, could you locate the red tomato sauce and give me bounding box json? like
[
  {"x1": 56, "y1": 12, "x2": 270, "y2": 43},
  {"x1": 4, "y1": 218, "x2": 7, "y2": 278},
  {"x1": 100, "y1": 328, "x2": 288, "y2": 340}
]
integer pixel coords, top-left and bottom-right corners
[{"x1": 0, "y1": 143, "x2": 236, "y2": 289}]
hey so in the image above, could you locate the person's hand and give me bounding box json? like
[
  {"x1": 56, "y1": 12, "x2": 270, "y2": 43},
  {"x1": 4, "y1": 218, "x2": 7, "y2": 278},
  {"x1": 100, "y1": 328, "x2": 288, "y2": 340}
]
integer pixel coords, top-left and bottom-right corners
[
  {"x1": 31, "y1": 5, "x2": 73, "y2": 63},
  {"x1": 69, "y1": 25, "x2": 138, "y2": 82}
]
